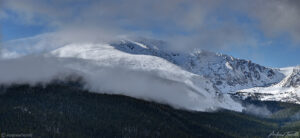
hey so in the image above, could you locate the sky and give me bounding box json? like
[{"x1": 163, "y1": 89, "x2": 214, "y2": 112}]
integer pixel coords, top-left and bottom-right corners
[{"x1": 0, "y1": 0, "x2": 300, "y2": 68}]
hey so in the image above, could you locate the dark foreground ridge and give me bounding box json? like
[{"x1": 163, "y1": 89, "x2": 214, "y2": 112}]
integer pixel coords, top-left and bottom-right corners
[{"x1": 0, "y1": 83, "x2": 300, "y2": 138}]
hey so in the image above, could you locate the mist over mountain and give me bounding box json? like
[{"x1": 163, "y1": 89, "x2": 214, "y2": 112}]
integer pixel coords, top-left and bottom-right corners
[
  {"x1": 0, "y1": 38, "x2": 300, "y2": 136},
  {"x1": 1, "y1": 37, "x2": 299, "y2": 112},
  {"x1": 1, "y1": 0, "x2": 300, "y2": 137}
]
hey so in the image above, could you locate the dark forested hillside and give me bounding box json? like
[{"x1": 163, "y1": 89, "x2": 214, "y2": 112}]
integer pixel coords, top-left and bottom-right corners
[{"x1": 0, "y1": 83, "x2": 300, "y2": 138}]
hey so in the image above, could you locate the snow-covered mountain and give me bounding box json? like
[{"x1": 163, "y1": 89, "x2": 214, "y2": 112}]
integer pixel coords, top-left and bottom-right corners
[
  {"x1": 115, "y1": 39, "x2": 299, "y2": 104},
  {"x1": 173, "y1": 51, "x2": 285, "y2": 93},
  {"x1": 283, "y1": 67, "x2": 300, "y2": 88},
  {"x1": 51, "y1": 39, "x2": 300, "y2": 105},
  {"x1": 1, "y1": 36, "x2": 299, "y2": 109},
  {"x1": 64, "y1": 38, "x2": 284, "y2": 93}
]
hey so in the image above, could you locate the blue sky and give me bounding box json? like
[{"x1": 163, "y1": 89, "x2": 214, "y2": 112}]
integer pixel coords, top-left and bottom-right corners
[
  {"x1": 1, "y1": 19, "x2": 46, "y2": 41},
  {"x1": 1, "y1": 0, "x2": 300, "y2": 68}
]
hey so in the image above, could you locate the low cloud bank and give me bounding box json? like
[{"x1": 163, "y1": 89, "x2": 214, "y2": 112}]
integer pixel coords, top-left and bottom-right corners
[
  {"x1": 0, "y1": 55, "x2": 243, "y2": 112},
  {"x1": 0, "y1": 56, "x2": 74, "y2": 85}
]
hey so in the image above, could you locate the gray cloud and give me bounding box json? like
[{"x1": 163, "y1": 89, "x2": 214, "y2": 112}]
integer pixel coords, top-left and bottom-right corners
[
  {"x1": 1, "y1": 0, "x2": 300, "y2": 51},
  {"x1": 239, "y1": 0, "x2": 300, "y2": 43}
]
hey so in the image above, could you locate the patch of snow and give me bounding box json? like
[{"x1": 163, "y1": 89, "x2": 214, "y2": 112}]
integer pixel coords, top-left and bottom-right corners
[{"x1": 225, "y1": 62, "x2": 233, "y2": 70}]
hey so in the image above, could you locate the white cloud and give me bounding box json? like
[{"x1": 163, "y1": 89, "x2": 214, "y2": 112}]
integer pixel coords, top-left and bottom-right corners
[{"x1": 0, "y1": 54, "x2": 243, "y2": 112}]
